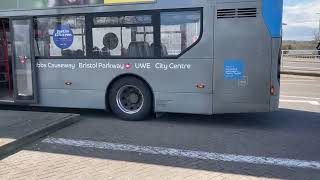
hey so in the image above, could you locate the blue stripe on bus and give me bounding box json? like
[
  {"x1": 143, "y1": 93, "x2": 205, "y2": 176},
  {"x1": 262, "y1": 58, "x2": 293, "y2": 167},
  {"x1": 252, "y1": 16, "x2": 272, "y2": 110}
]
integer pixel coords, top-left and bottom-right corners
[{"x1": 262, "y1": 0, "x2": 283, "y2": 38}]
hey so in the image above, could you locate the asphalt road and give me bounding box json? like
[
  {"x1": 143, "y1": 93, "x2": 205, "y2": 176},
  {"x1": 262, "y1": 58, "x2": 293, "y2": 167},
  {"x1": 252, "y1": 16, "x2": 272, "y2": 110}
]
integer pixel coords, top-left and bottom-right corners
[
  {"x1": 1, "y1": 75, "x2": 320, "y2": 180},
  {"x1": 282, "y1": 57, "x2": 320, "y2": 72},
  {"x1": 281, "y1": 75, "x2": 320, "y2": 106}
]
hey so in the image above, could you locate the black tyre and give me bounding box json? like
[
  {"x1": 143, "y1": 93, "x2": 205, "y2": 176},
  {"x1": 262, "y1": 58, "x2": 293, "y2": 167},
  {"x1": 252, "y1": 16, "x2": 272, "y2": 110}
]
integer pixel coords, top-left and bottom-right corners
[{"x1": 108, "y1": 77, "x2": 153, "y2": 121}]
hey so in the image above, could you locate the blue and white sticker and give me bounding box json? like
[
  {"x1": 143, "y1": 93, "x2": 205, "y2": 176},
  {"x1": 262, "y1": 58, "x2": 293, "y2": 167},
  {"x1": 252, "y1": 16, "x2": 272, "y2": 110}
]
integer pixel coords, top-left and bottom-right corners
[
  {"x1": 53, "y1": 25, "x2": 74, "y2": 49},
  {"x1": 224, "y1": 60, "x2": 244, "y2": 80}
]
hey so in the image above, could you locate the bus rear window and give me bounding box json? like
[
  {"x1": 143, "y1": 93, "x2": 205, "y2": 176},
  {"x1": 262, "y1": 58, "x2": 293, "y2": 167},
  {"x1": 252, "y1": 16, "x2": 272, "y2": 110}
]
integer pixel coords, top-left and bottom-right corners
[{"x1": 160, "y1": 10, "x2": 201, "y2": 57}]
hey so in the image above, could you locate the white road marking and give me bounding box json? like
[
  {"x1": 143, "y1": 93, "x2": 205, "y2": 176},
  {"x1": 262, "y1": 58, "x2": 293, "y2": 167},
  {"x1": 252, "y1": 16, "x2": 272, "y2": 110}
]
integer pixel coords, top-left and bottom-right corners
[
  {"x1": 281, "y1": 80, "x2": 316, "y2": 82},
  {"x1": 280, "y1": 99, "x2": 320, "y2": 106},
  {"x1": 43, "y1": 137, "x2": 320, "y2": 170},
  {"x1": 283, "y1": 66, "x2": 320, "y2": 71},
  {"x1": 281, "y1": 83, "x2": 320, "y2": 87},
  {"x1": 281, "y1": 95, "x2": 320, "y2": 100}
]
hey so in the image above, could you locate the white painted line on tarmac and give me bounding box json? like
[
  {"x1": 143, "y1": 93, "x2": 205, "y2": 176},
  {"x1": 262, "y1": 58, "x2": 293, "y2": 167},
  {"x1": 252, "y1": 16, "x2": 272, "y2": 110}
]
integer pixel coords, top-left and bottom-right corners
[
  {"x1": 281, "y1": 80, "x2": 316, "y2": 82},
  {"x1": 42, "y1": 137, "x2": 320, "y2": 170},
  {"x1": 280, "y1": 99, "x2": 320, "y2": 106},
  {"x1": 281, "y1": 83, "x2": 320, "y2": 87},
  {"x1": 281, "y1": 95, "x2": 320, "y2": 100},
  {"x1": 283, "y1": 66, "x2": 320, "y2": 71}
]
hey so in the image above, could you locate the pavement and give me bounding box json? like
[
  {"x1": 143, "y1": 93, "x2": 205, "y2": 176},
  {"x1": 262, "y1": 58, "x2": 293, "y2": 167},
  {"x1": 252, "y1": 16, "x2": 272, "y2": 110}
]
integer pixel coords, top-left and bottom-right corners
[
  {"x1": 0, "y1": 75, "x2": 319, "y2": 180},
  {"x1": 0, "y1": 110, "x2": 80, "y2": 159}
]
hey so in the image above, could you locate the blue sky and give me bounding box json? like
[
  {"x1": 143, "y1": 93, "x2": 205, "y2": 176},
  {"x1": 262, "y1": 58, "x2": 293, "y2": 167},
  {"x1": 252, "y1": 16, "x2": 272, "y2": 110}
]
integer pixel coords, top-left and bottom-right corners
[
  {"x1": 283, "y1": 0, "x2": 320, "y2": 41},
  {"x1": 284, "y1": 0, "x2": 315, "y2": 6}
]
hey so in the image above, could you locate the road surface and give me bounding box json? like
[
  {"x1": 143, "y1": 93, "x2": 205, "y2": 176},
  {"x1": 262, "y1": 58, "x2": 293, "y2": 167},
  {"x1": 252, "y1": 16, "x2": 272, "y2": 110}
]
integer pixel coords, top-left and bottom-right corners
[{"x1": 282, "y1": 57, "x2": 320, "y2": 72}]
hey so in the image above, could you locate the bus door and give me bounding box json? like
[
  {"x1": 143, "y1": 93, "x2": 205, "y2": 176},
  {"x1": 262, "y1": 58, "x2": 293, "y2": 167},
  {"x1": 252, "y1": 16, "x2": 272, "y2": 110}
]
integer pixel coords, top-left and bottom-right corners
[{"x1": 11, "y1": 18, "x2": 38, "y2": 104}]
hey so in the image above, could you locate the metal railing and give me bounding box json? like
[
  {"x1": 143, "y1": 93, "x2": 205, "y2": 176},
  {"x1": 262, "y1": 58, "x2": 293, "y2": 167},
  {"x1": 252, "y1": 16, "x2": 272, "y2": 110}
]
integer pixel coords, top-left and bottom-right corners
[
  {"x1": 282, "y1": 50, "x2": 320, "y2": 59},
  {"x1": 281, "y1": 50, "x2": 320, "y2": 73}
]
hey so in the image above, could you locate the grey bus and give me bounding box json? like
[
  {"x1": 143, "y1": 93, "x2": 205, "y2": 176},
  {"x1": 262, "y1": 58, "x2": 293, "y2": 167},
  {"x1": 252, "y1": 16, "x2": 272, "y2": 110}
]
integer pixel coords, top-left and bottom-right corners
[{"x1": 0, "y1": 0, "x2": 283, "y2": 120}]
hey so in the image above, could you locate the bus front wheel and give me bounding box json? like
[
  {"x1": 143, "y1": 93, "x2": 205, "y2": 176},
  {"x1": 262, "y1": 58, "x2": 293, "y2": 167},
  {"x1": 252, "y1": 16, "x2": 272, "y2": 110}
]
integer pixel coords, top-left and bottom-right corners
[{"x1": 108, "y1": 77, "x2": 152, "y2": 121}]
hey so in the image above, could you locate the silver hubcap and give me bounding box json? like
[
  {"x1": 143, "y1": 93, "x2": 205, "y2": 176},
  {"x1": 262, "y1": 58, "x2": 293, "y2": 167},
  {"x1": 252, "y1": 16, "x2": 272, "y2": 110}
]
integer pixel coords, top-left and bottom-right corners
[{"x1": 116, "y1": 85, "x2": 144, "y2": 114}]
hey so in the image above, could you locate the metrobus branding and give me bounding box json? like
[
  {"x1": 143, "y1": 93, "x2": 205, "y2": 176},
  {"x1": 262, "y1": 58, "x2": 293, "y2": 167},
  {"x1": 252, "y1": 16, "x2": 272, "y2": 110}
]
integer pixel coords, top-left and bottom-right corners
[
  {"x1": 79, "y1": 62, "x2": 126, "y2": 69},
  {"x1": 37, "y1": 62, "x2": 76, "y2": 70},
  {"x1": 36, "y1": 62, "x2": 191, "y2": 71},
  {"x1": 154, "y1": 63, "x2": 191, "y2": 70},
  {"x1": 53, "y1": 25, "x2": 74, "y2": 49},
  {"x1": 224, "y1": 60, "x2": 244, "y2": 80}
]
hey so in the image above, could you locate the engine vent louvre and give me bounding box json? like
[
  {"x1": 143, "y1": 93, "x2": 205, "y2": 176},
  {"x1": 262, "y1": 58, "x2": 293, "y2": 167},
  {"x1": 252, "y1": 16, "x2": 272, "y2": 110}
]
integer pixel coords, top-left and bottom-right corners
[
  {"x1": 217, "y1": 9, "x2": 236, "y2": 19},
  {"x1": 217, "y1": 8, "x2": 257, "y2": 19},
  {"x1": 237, "y1": 8, "x2": 257, "y2": 18}
]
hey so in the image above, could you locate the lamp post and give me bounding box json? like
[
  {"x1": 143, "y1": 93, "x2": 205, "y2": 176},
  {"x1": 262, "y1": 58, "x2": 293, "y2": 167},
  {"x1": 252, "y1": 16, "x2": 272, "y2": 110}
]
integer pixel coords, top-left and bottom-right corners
[
  {"x1": 282, "y1": 23, "x2": 287, "y2": 40},
  {"x1": 317, "y1": 13, "x2": 320, "y2": 39},
  {"x1": 317, "y1": 13, "x2": 320, "y2": 35},
  {"x1": 316, "y1": 13, "x2": 320, "y2": 57},
  {"x1": 317, "y1": 13, "x2": 320, "y2": 30},
  {"x1": 281, "y1": 23, "x2": 288, "y2": 65}
]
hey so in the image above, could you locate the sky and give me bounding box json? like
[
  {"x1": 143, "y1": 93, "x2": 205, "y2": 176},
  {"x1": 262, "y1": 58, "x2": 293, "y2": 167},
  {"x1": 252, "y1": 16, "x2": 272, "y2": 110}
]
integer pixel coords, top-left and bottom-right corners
[{"x1": 283, "y1": 0, "x2": 320, "y2": 41}]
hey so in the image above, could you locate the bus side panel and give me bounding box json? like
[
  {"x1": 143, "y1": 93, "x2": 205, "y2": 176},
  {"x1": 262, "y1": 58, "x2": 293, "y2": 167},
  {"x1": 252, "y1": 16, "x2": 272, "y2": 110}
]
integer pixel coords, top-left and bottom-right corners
[
  {"x1": 154, "y1": 3, "x2": 214, "y2": 115},
  {"x1": 37, "y1": 89, "x2": 106, "y2": 109},
  {"x1": 35, "y1": 58, "x2": 214, "y2": 114},
  {"x1": 213, "y1": 1, "x2": 272, "y2": 114},
  {"x1": 270, "y1": 38, "x2": 281, "y2": 111},
  {"x1": 155, "y1": 92, "x2": 213, "y2": 114}
]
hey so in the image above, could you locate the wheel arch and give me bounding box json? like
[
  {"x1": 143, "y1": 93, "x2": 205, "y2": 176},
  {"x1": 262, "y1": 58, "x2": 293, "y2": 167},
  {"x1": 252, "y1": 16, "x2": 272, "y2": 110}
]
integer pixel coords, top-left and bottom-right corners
[{"x1": 105, "y1": 73, "x2": 155, "y2": 111}]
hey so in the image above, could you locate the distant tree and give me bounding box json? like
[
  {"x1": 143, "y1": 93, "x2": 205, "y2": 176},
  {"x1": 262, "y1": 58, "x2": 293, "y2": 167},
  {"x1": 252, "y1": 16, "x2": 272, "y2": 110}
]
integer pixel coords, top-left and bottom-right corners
[{"x1": 282, "y1": 44, "x2": 293, "y2": 50}]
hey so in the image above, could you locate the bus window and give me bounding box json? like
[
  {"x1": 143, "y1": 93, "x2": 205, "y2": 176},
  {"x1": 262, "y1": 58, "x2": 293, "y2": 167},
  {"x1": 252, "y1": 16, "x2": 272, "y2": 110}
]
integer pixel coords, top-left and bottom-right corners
[
  {"x1": 92, "y1": 15, "x2": 154, "y2": 58},
  {"x1": 34, "y1": 16, "x2": 86, "y2": 58},
  {"x1": 160, "y1": 10, "x2": 201, "y2": 57}
]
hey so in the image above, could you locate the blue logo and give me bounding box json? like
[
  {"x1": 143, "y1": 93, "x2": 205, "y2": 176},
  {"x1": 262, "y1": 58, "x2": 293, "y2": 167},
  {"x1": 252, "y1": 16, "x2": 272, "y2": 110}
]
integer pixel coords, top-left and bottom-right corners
[
  {"x1": 53, "y1": 25, "x2": 74, "y2": 49},
  {"x1": 224, "y1": 60, "x2": 244, "y2": 80}
]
